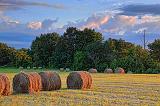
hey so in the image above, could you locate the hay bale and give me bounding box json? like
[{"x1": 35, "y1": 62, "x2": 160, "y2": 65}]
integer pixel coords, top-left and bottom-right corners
[
  {"x1": 88, "y1": 68, "x2": 97, "y2": 73},
  {"x1": 67, "y1": 71, "x2": 92, "y2": 89},
  {"x1": 39, "y1": 71, "x2": 61, "y2": 91},
  {"x1": 104, "y1": 69, "x2": 113, "y2": 73},
  {"x1": 115, "y1": 68, "x2": 125, "y2": 74},
  {"x1": 60, "y1": 68, "x2": 64, "y2": 72},
  {"x1": 0, "y1": 74, "x2": 10, "y2": 96},
  {"x1": 13, "y1": 72, "x2": 42, "y2": 94},
  {"x1": 127, "y1": 71, "x2": 133, "y2": 74},
  {"x1": 65, "y1": 68, "x2": 70, "y2": 72}
]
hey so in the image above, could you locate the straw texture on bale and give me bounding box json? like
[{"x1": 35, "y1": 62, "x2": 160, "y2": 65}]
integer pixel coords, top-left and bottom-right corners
[
  {"x1": 104, "y1": 69, "x2": 113, "y2": 73},
  {"x1": 88, "y1": 68, "x2": 97, "y2": 73},
  {"x1": 0, "y1": 74, "x2": 10, "y2": 96},
  {"x1": 67, "y1": 71, "x2": 92, "y2": 89},
  {"x1": 115, "y1": 68, "x2": 125, "y2": 74},
  {"x1": 39, "y1": 71, "x2": 61, "y2": 91},
  {"x1": 13, "y1": 72, "x2": 42, "y2": 94}
]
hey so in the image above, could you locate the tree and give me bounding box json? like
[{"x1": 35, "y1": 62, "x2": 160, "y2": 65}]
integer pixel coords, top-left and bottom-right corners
[
  {"x1": 85, "y1": 41, "x2": 106, "y2": 71},
  {"x1": 0, "y1": 43, "x2": 16, "y2": 66},
  {"x1": 107, "y1": 38, "x2": 134, "y2": 58},
  {"x1": 31, "y1": 33, "x2": 60, "y2": 67},
  {"x1": 72, "y1": 51, "x2": 86, "y2": 71},
  {"x1": 51, "y1": 27, "x2": 103, "y2": 69},
  {"x1": 148, "y1": 39, "x2": 160, "y2": 62},
  {"x1": 51, "y1": 37, "x2": 71, "y2": 68},
  {"x1": 14, "y1": 50, "x2": 32, "y2": 68},
  {"x1": 76, "y1": 28, "x2": 103, "y2": 51}
]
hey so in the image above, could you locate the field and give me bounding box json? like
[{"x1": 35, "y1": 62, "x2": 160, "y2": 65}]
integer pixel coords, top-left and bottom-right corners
[{"x1": 0, "y1": 68, "x2": 160, "y2": 106}]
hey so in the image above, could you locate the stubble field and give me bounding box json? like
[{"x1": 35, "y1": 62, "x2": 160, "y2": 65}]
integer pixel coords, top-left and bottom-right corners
[{"x1": 0, "y1": 69, "x2": 160, "y2": 106}]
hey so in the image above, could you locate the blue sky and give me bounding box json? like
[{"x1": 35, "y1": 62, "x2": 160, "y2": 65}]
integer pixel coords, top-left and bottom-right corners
[{"x1": 0, "y1": 0, "x2": 160, "y2": 48}]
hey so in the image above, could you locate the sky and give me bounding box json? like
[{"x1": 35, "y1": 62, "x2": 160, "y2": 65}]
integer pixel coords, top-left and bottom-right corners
[{"x1": 0, "y1": 0, "x2": 160, "y2": 48}]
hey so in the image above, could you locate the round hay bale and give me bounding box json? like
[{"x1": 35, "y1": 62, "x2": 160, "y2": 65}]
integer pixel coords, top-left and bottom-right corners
[
  {"x1": 88, "y1": 68, "x2": 97, "y2": 73},
  {"x1": 39, "y1": 71, "x2": 61, "y2": 91},
  {"x1": 67, "y1": 71, "x2": 92, "y2": 89},
  {"x1": 13, "y1": 72, "x2": 42, "y2": 94},
  {"x1": 127, "y1": 71, "x2": 133, "y2": 74},
  {"x1": 60, "y1": 68, "x2": 64, "y2": 72},
  {"x1": 115, "y1": 68, "x2": 125, "y2": 74},
  {"x1": 104, "y1": 69, "x2": 113, "y2": 73},
  {"x1": 0, "y1": 74, "x2": 10, "y2": 96},
  {"x1": 65, "y1": 68, "x2": 70, "y2": 72}
]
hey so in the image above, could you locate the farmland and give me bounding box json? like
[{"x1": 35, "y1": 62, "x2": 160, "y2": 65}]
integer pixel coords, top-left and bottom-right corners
[{"x1": 0, "y1": 68, "x2": 159, "y2": 106}]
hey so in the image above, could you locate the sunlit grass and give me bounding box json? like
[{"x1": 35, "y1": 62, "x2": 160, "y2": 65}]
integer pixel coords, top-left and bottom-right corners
[{"x1": 0, "y1": 69, "x2": 160, "y2": 106}]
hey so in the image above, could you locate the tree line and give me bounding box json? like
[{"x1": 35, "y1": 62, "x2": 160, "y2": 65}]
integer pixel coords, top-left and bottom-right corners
[{"x1": 0, "y1": 27, "x2": 160, "y2": 73}]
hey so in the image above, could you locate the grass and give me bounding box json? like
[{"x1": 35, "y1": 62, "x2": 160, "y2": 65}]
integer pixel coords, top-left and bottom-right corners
[
  {"x1": 0, "y1": 67, "x2": 46, "y2": 73},
  {"x1": 0, "y1": 68, "x2": 160, "y2": 106}
]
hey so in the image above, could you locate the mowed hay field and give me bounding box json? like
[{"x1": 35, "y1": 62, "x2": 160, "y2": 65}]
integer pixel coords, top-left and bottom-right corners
[{"x1": 0, "y1": 70, "x2": 160, "y2": 106}]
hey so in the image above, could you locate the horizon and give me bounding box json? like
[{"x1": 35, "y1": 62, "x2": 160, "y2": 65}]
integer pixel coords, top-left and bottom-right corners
[{"x1": 0, "y1": 0, "x2": 160, "y2": 48}]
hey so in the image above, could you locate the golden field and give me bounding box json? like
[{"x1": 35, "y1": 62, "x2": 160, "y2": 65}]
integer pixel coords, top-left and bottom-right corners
[{"x1": 0, "y1": 72, "x2": 160, "y2": 106}]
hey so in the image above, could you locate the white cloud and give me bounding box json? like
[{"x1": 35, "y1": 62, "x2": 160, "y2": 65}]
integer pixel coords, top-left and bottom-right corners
[
  {"x1": 0, "y1": 0, "x2": 65, "y2": 34},
  {"x1": 0, "y1": 18, "x2": 59, "y2": 35}
]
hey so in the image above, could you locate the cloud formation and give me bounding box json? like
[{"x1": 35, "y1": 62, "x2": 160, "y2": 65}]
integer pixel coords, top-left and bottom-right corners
[
  {"x1": 28, "y1": 22, "x2": 42, "y2": 30},
  {"x1": 119, "y1": 4, "x2": 160, "y2": 16},
  {"x1": 0, "y1": 0, "x2": 65, "y2": 10},
  {"x1": 0, "y1": 18, "x2": 59, "y2": 35},
  {"x1": 0, "y1": 0, "x2": 65, "y2": 25},
  {"x1": 81, "y1": 15, "x2": 110, "y2": 29},
  {"x1": 1, "y1": 2, "x2": 160, "y2": 37},
  {"x1": 60, "y1": 10, "x2": 160, "y2": 37}
]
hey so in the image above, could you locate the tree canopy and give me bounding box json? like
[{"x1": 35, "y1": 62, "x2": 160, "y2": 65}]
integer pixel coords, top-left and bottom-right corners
[{"x1": 0, "y1": 27, "x2": 159, "y2": 73}]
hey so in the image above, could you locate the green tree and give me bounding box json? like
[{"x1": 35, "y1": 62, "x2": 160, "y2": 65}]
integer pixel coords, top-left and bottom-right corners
[
  {"x1": 148, "y1": 39, "x2": 160, "y2": 62},
  {"x1": 14, "y1": 50, "x2": 32, "y2": 68},
  {"x1": 0, "y1": 43, "x2": 16, "y2": 66},
  {"x1": 31, "y1": 33, "x2": 60, "y2": 67},
  {"x1": 51, "y1": 37, "x2": 71, "y2": 68},
  {"x1": 72, "y1": 51, "x2": 86, "y2": 71},
  {"x1": 107, "y1": 38, "x2": 134, "y2": 58},
  {"x1": 85, "y1": 41, "x2": 105, "y2": 71},
  {"x1": 76, "y1": 28, "x2": 103, "y2": 51},
  {"x1": 51, "y1": 27, "x2": 103, "y2": 69}
]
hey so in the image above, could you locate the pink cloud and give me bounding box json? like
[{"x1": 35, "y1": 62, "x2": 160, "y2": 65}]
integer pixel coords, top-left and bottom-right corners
[
  {"x1": 27, "y1": 21, "x2": 42, "y2": 30},
  {"x1": 118, "y1": 15, "x2": 137, "y2": 26},
  {"x1": 81, "y1": 15, "x2": 110, "y2": 29}
]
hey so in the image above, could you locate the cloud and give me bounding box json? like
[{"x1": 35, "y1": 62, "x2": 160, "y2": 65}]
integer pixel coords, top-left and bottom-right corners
[
  {"x1": 60, "y1": 13, "x2": 111, "y2": 31},
  {"x1": 27, "y1": 21, "x2": 42, "y2": 30},
  {"x1": 0, "y1": 0, "x2": 65, "y2": 10},
  {"x1": 61, "y1": 12, "x2": 138, "y2": 35},
  {"x1": 0, "y1": 18, "x2": 59, "y2": 35},
  {"x1": 119, "y1": 4, "x2": 160, "y2": 16},
  {"x1": 0, "y1": 0, "x2": 160, "y2": 46},
  {"x1": 41, "y1": 19, "x2": 58, "y2": 30},
  {"x1": 0, "y1": 0, "x2": 65, "y2": 25},
  {"x1": 1, "y1": 9, "x2": 160, "y2": 38},
  {"x1": 99, "y1": 15, "x2": 137, "y2": 35},
  {"x1": 80, "y1": 14, "x2": 110, "y2": 29},
  {"x1": 1, "y1": 14, "x2": 160, "y2": 48},
  {"x1": 60, "y1": 11, "x2": 160, "y2": 37}
]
